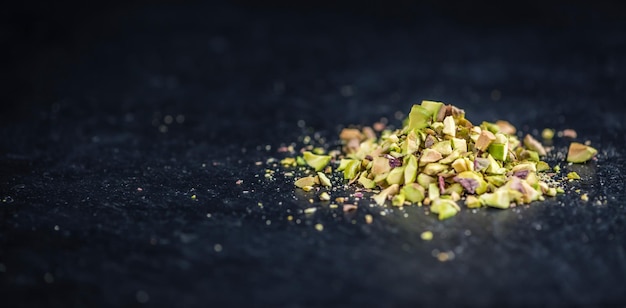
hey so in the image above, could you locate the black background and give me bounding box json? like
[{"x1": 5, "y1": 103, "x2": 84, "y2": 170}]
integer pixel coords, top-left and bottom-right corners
[{"x1": 2, "y1": 0, "x2": 626, "y2": 307}]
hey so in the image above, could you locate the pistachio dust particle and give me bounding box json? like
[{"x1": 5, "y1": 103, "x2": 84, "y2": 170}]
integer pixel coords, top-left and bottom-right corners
[{"x1": 287, "y1": 100, "x2": 596, "y2": 221}]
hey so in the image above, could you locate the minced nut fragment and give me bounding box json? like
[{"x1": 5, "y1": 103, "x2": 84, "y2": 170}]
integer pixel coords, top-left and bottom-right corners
[
  {"x1": 523, "y1": 134, "x2": 546, "y2": 156},
  {"x1": 567, "y1": 142, "x2": 597, "y2": 163},
  {"x1": 562, "y1": 129, "x2": 577, "y2": 138},
  {"x1": 343, "y1": 204, "x2": 358, "y2": 212}
]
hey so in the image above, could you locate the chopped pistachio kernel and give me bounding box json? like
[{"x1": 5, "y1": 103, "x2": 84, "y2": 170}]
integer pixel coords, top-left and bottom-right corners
[
  {"x1": 495, "y1": 120, "x2": 517, "y2": 135},
  {"x1": 451, "y1": 138, "x2": 467, "y2": 152},
  {"x1": 567, "y1": 172, "x2": 581, "y2": 180},
  {"x1": 420, "y1": 100, "x2": 444, "y2": 121},
  {"x1": 280, "y1": 157, "x2": 297, "y2": 167},
  {"x1": 465, "y1": 195, "x2": 481, "y2": 208},
  {"x1": 536, "y1": 161, "x2": 550, "y2": 172},
  {"x1": 319, "y1": 192, "x2": 331, "y2": 201},
  {"x1": 430, "y1": 198, "x2": 459, "y2": 220},
  {"x1": 480, "y1": 190, "x2": 510, "y2": 209},
  {"x1": 428, "y1": 182, "x2": 441, "y2": 201},
  {"x1": 303, "y1": 151, "x2": 331, "y2": 171},
  {"x1": 523, "y1": 134, "x2": 547, "y2": 156},
  {"x1": 373, "y1": 184, "x2": 399, "y2": 206},
  {"x1": 488, "y1": 133, "x2": 509, "y2": 161},
  {"x1": 419, "y1": 149, "x2": 443, "y2": 165},
  {"x1": 420, "y1": 231, "x2": 434, "y2": 241},
  {"x1": 442, "y1": 116, "x2": 456, "y2": 137},
  {"x1": 317, "y1": 172, "x2": 332, "y2": 187},
  {"x1": 339, "y1": 128, "x2": 363, "y2": 141},
  {"x1": 567, "y1": 142, "x2": 597, "y2": 163},
  {"x1": 296, "y1": 156, "x2": 307, "y2": 166},
  {"x1": 392, "y1": 193, "x2": 406, "y2": 207},
  {"x1": 475, "y1": 130, "x2": 496, "y2": 152},
  {"x1": 404, "y1": 155, "x2": 418, "y2": 184},
  {"x1": 358, "y1": 173, "x2": 377, "y2": 189},
  {"x1": 541, "y1": 128, "x2": 555, "y2": 140},
  {"x1": 295, "y1": 176, "x2": 318, "y2": 189},
  {"x1": 402, "y1": 184, "x2": 425, "y2": 203},
  {"x1": 407, "y1": 105, "x2": 431, "y2": 130},
  {"x1": 386, "y1": 166, "x2": 405, "y2": 185}
]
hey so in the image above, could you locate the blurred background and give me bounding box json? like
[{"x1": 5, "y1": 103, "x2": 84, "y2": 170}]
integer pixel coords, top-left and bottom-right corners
[{"x1": 3, "y1": 0, "x2": 625, "y2": 121}]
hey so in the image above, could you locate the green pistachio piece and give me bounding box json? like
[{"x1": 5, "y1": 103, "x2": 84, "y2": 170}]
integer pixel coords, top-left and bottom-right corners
[
  {"x1": 295, "y1": 176, "x2": 318, "y2": 189},
  {"x1": 419, "y1": 149, "x2": 443, "y2": 165},
  {"x1": 296, "y1": 156, "x2": 307, "y2": 166},
  {"x1": 567, "y1": 142, "x2": 597, "y2": 163},
  {"x1": 404, "y1": 130, "x2": 421, "y2": 154},
  {"x1": 336, "y1": 158, "x2": 352, "y2": 171},
  {"x1": 567, "y1": 172, "x2": 581, "y2": 180},
  {"x1": 439, "y1": 150, "x2": 461, "y2": 165},
  {"x1": 430, "y1": 198, "x2": 459, "y2": 220},
  {"x1": 451, "y1": 137, "x2": 467, "y2": 153},
  {"x1": 280, "y1": 157, "x2": 297, "y2": 167},
  {"x1": 312, "y1": 147, "x2": 326, "y2": 155},
  {"x1": 525, "y1": 172, "x2": 539, "y2": 188},
  {"x1": 454, "y1": 171, "x2": 488, "y2": 194},
  {"x1": 431, "y1": 122, "x2": 444, "y2": 134},
  {"x1": 444, "y1": 183, "x2": 464, "y2": 195},
  {"x1": 373, "y1": 172, "x2": 389, "y2": 184},
  {"x1": 404, "y1": 155, "x2": 418, "y2": 184},
  {"x1": 402, "y1": 183, "x2": 425, "y2": 203},
  {"x1": 536, "y1": 161, "x2": 550, "y2": 172},
  {"x1": 519, "y1": 149, "x2": 540, "y2": 162},
  {"x1": 373, "y1": 184, "x2": 399, "y2": 206},
  {"x1": 371, "y1": 156, "x2": 391, "y2": 175},
  {"x1": 488, "y1": 133, "x2": 509, "y2": 161},
  {"x1": 486, "y1": 154, "x2": 506, "y2": 175},
  {"x1": 442, "y1": 116, "x2": 456, "y2": 137},
  {"x1": 511, "y1": 162, "x2": 537, "y2": 174},
  {"x1": 428, "y1": 182, "x2": 440, "y2": 201},
  {"x1": 546, "y1": 187, "x2": 557, "y2": 197},
  {"x1": 485, "y1": 175, "x2": 507, "y2": 187},
  {"x1": 358, "y1": 173, "x2": 377, "y2": 189},
  {"x1": 541, "y1": 128, "x2": 555, "y2": 140},
  {"x1": 408, "y1": 105, "x2": 431, "y2": 130},
  {"x1": 465, "y1": 195, "x2": 481, "y2": 208},
  {"x1": 386, "y1": 166, "x2": 405, "y2": 185},
  {"x1": 417, "y1": 173, "x2": 436, "y2": 189},
  {"x1": 392, "y1": 193, "x2": 406, "y2": 206},
  {"x1": 523, "y1": 134, "x2": 547, "y2": 156},
  {"x1": 480, "y1": 121, "x2": 500, "y2": 134},
  {"x1": 488, "y1": 142, "x2": 508, "y2": 162},
  {"x1": 317, "y1": 172, "x2": 332, "y2": 187},
  {"x1": 431, "y1": 140, "x2": 453, "y2": 156},
  {"x1": 303, "y1": 151, "x2": 331, "y2": 171},
  {"x1": 422, "y1": 163, "x2": 448, "y2": 176},
  {"x1": 479, "y1": 190, "x2": 510, "y2": 209},
  {"x1": 420, "y1": 100, "x2": 444, "y2": 121},
  {"x1": 339, "y1": 159, "x2": 361, "y2": 181}
]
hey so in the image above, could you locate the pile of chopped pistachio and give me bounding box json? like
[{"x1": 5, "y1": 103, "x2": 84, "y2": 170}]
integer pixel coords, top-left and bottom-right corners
[{"x1": 287, "y1": 100, "x2": 598, "y2": 220}]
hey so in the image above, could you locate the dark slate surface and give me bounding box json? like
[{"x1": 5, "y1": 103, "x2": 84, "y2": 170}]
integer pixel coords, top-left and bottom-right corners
[{"x1": 2, "y1": 1, "x2": 626, "y2": 307}]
